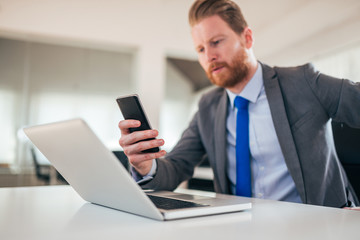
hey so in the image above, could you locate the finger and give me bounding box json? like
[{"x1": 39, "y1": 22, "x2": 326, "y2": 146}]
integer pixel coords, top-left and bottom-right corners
[
  {"x1": 118, "y1": 120, "x2": 140, "y2": 135},
  {"x1": 120, "y1": 129, "x2": 159, "y2": 147},
  {"x1": 124, "y1": 138, "x2": 164, "y2": 155},
  {"x1": 128, "y1": 150, "x2": 167, "y2": 166}
]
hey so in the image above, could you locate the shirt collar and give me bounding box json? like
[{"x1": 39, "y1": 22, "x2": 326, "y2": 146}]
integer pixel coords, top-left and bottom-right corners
[{"x1": 226, "y1": 63, "x2": 263, "y2": 109}]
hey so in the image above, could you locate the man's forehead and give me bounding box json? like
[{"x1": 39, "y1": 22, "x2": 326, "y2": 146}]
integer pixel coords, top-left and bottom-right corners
[
  {"x1": 191, "y1": 15, "x2": 236, "y2": 42},
  {"x1": 192, "y1": 15, "x2": 229, "y2": 30}
]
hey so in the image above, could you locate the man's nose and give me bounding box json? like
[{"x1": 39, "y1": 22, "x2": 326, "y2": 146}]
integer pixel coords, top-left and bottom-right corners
[{"x1": 205, "y1": 48, "x2": 217, "y2": 63}]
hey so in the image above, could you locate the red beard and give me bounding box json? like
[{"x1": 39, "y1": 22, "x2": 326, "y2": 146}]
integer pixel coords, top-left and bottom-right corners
[{"x1": 206, "y1": 49, "x2": 250, "y2": 88}]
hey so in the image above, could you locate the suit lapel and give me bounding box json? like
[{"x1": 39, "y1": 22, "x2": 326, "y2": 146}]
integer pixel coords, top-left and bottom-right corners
[
  {"x1": 214, "y1": 90, "x2": 230, "y2": 193},
  {"x1": 261, "y1": 63, "x2": 307, "y2": 203}
]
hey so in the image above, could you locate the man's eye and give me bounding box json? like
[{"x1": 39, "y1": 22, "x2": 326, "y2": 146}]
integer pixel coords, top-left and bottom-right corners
[
  {"x1": 212, "y1": 40, "x2": 221, "y2": 46},
  {"x1": 198, "y1": 48, "x2": 204, "y2": 53}
]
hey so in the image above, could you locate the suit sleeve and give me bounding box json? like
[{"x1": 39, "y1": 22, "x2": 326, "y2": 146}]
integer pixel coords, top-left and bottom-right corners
[
  {"x1": 140, "y1": 111, "x2": 206, "y2": 191},
  {"x1": 304, "y1": 63, "x2": 360, "y2": 128}
]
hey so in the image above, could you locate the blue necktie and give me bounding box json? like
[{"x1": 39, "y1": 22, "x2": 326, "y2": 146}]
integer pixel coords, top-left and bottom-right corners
[{"x1": 234, "y1": 96, "x2": 251, "y2": 197}]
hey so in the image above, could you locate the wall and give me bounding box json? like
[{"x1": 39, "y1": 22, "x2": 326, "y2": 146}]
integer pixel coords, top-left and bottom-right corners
[
  {"x1": 160, "y1": 60, "x2": 194, "y2": 150},
  {"x1": 0, "y1": 0, "x2": 197, "y2": 128},
  {"x1": 0, "y1": 36, "x2": 200, "y2": 170},
  {"x1": 0, "y1": 38, "x2": 134, "y2": 169},
  {"x1": 312, "y1": 44, "x2": 360, "y2": 81}
]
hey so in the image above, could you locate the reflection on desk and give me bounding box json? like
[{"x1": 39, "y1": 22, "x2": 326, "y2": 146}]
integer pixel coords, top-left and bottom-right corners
[{"x1": 0, "y1": 186, "x2": 359, "y2": 240}]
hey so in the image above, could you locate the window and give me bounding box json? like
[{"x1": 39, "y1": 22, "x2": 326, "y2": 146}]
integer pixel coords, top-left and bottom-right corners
[
  {"x1": 0, "y1": 38, "x2": 134, "y2": 171},
  {"x1": 313, "y1": 44, "x2": 360, "y2": 82}
]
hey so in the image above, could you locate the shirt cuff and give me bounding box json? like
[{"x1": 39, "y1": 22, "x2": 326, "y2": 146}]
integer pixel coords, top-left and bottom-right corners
[{"x1": 131, "y1": 159, "x2": 157, "y2": 184}]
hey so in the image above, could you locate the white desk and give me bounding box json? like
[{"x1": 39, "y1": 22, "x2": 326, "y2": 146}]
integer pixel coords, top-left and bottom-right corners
[{"x1": 0, "y1": 186, "x2": 359, "y2": 240}]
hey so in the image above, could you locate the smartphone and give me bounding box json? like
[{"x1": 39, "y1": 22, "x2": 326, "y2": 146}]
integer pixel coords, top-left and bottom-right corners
[{"x1": 116, "y1": 94, "x2": 160, "y2": 153}]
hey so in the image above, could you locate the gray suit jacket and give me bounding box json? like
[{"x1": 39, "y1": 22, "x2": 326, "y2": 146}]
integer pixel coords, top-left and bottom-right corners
[{"x1": 142, "y1": 62, "x2": 360, "y2": 207}]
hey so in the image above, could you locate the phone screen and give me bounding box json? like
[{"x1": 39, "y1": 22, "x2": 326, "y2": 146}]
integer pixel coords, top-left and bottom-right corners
[{"x1": 116, "y1": 95, "x2": 159, "y2": 153}]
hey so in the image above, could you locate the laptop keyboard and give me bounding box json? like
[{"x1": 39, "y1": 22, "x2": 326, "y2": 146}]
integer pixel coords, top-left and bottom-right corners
[{"x1": 147, "y1": 195, "x2": 209, "y2": 210}]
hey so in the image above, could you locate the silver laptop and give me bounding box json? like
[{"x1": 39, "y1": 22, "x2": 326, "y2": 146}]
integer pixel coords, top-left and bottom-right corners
[{"x1": 23, "y1": 118, "x2": 251, "y2": 221}]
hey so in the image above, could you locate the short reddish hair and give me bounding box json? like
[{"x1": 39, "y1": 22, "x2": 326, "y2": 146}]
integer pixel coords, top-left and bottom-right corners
[{"x1": 188, "y1": 0, "x2": 248, "y2": 34}]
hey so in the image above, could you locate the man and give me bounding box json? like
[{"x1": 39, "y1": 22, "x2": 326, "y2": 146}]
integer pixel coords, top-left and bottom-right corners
[{"x1": 118, "y1": 0, "x2": 360, "y2": 208}]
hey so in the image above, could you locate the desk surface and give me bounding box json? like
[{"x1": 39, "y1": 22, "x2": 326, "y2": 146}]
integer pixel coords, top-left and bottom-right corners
[{"x1": 0, "y1": 186, "x2": 359, "y2": 240}]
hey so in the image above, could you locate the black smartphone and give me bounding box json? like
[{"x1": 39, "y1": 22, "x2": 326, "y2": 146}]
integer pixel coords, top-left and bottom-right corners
[{"x1": 116, "y1": 94, "x2": 160, "y2": 153}]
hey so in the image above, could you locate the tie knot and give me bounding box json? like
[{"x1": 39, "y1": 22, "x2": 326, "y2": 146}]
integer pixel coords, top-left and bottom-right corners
[{"x1": 234, "y1": 96, "x2": 248, "y2": 110}]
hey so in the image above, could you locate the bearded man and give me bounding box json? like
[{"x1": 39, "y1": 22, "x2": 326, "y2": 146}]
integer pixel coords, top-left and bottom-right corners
[{"x1": 118, "y1": 0, "x2": 360, "y2": 208}]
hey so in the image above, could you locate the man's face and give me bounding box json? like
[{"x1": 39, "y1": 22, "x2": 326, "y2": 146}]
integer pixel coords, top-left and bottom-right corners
[{"x1": 191, "y1": 15, "x2": 250, "y2": 88}]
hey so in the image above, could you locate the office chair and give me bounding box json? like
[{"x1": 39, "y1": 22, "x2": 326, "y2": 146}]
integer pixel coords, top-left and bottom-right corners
[
  {"x1": 30, "y1": 147, "x2": 68, "y2": 185},
  {"x1": 112, "y1": 151, "x2": 130, "y2": 171},
  {"x1": 188, "y1": 154, "x2": 215, "y2": 192},
  {"x1": 30, "y1": 148, "x2": 51, "y2": 184},
  {"x1": 332, "y1": 121, "x2": 360, "y2": 200}
]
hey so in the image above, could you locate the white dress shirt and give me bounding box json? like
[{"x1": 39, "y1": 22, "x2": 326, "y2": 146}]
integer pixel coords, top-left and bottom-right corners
[{"x1": 226, "y1": 64, "x2": 302, "y2": 203}]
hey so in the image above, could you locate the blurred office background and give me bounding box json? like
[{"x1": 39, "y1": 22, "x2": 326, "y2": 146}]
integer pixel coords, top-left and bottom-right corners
[{"x1": 0, "y1": 0, "x2": 359, "y2": 187}]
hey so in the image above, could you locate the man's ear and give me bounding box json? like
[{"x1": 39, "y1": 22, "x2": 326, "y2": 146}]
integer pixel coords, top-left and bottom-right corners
[{"x1": 243, "y1": 27, "x2": 254, "y2": 49}]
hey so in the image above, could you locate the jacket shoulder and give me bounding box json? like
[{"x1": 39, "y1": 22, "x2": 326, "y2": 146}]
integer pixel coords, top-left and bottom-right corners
[
  {"x1": 198, "y1": 87, "x2": 226, "y2": 110},
  {"x1": 273, "y1": 63, "x2": 318, "y2": 80}
]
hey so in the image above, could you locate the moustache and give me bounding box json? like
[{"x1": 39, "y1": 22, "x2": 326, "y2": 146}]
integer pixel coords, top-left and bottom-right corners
[{"x1": 207, "y1": 62, "x2": 230, "y2": 74}]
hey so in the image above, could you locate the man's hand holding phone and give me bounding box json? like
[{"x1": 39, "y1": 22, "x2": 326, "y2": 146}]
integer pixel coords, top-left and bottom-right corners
[
  {"x1": 118, "y1": 120, "x2": 166, "y2": 176},
  {"x1": 117, "y1": 95, "x2": 167, "y2": 176}
]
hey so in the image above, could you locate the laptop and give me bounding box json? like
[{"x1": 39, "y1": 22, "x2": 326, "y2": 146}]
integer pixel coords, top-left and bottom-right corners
[{"x1": 23, "y1": 118, "x2": 251, "y2": 221}]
